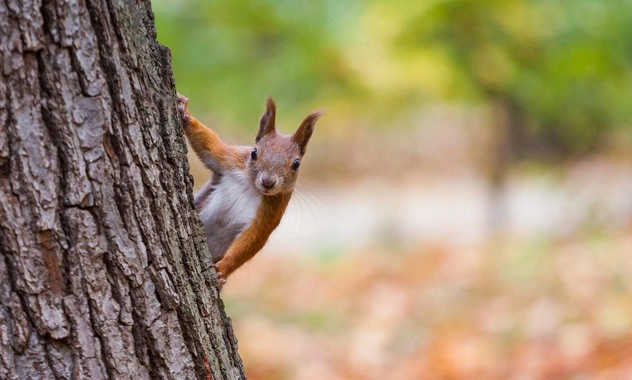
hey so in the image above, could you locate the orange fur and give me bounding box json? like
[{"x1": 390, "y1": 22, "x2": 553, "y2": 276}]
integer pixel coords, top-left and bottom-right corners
[
  {"x1": 181, "y1": 110, "x2": 245, "y2": 172},
  {"x1": 215, "y1": 193, "x2": 291, "y2": 278}
]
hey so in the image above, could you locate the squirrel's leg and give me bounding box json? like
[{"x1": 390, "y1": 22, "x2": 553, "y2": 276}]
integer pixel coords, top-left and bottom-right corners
[
  {"x1": 215, "y1": 216, "x2": 273, "y2": 284},
  {"x1": 177, "y1": 94, "x2": 242, "y2": 174},
  {"x1": 215, "y1": 194, "x2": 291, "y2": 283}
]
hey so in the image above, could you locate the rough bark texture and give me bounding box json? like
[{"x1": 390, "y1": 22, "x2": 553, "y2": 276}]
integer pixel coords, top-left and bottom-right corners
[{"x1": 0, "y1": 0, "x2": 245, "y2": 378}]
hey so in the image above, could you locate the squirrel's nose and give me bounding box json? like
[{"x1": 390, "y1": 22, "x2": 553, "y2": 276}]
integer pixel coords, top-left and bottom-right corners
[{"x1": 261, "y1": 175, "x2": 277, "y2": 190}]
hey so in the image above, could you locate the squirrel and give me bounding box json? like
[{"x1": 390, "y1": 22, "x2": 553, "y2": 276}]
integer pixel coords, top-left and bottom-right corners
[{"x1": 177, "y1": 94, "x2": 323, "y2": 286}]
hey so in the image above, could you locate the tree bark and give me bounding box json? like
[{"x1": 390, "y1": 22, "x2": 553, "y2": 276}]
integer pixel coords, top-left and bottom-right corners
[{"x1": 0, "y1": 0, "x2": 245, "y2": 379}]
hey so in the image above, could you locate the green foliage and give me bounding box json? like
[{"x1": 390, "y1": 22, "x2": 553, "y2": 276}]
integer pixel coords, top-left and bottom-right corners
[
  {"x1": 154, "y1": 0, "x2": 632, "y2": 155},
  {"x1": 395, "y1": 0, "x2": 632, "y2": 153},
  {"x1": 155, "y1": 0, "x2": 364, "y2": 131}
]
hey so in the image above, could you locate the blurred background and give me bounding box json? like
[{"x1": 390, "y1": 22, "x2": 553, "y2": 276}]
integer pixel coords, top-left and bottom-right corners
[{"x1": 154, "y1": 0, "x2": 632, "y2": 378}]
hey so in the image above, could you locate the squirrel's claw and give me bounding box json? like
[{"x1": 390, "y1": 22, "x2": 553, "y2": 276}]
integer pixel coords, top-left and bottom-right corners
[
  {"x1": 176, "y1": 93, "x2": 191, "y2": 126},
  {"x1": 213, "y1": 263, "x2": 227, "y2": 289},
  {"x1": 177, "y1": 92, "x2": 188, "y2": 105},
  {"x1": 216, "y1": 272, "x2": 226, "y2": 290}
]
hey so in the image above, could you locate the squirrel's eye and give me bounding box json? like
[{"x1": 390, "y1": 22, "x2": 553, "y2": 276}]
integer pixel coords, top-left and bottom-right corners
[
  {"x1": 251, "y1": 148, "x2": 258, "y2": 161},
  {"x1": 291, "y1": 158, "x2": 300, "y2": 170}
]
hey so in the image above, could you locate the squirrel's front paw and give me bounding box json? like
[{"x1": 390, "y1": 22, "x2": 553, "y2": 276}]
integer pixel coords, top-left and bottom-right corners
[
  {"x1": 214, "y1": 262, "x2": 227, "y2": 289},
  {"x1": 177, "y1": 93, "x2": 191, "y2": 126}
]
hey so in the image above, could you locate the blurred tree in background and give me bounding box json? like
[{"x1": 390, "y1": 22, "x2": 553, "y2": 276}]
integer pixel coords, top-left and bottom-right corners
[
  {"x1": 395, "y1": 0, "x2": 632, "y2": 157},
  {"x1": 155, "y1": 0, "x2": 632, "y2": 158}
]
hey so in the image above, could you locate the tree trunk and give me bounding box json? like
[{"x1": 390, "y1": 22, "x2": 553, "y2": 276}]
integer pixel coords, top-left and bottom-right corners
[{"x1": 0, "y1": 0, "x2": 245, "y2": 379}]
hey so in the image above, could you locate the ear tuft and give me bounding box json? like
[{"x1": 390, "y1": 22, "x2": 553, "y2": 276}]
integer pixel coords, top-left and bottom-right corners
[
  {"x1": 292, "y1": 109, "x2": 324, "y2": 156},
  {"x1": 256, "y1": 96, "x2": 277, "y2": 142}
]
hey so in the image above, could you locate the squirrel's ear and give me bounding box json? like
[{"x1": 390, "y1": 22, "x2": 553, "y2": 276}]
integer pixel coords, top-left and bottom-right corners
[
  {"x1": 293, "y1": 109, "x2": 324, "y2": 156},
  {"x1": 256, "y1": 96, "x2": 276, "y2": 142}
]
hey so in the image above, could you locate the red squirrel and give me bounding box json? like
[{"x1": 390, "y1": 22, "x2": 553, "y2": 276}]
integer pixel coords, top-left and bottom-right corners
[{"x1": 177, "y1": 94, "x2": 323, "y2": 286}]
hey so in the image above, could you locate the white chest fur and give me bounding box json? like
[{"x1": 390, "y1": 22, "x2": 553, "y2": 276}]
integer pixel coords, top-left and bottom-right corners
[
  {"x1": 200, "y1": 170, "x2": 262, "y2": 228},
  {"x1": 198, "y1": 170, "x2": 262, "y2": 259}
]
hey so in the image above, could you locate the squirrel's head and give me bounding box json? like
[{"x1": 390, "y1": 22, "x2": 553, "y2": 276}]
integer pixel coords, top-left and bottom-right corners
[{"x1": 248, "y1": 97, "x2": 323, "y2": 196}]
